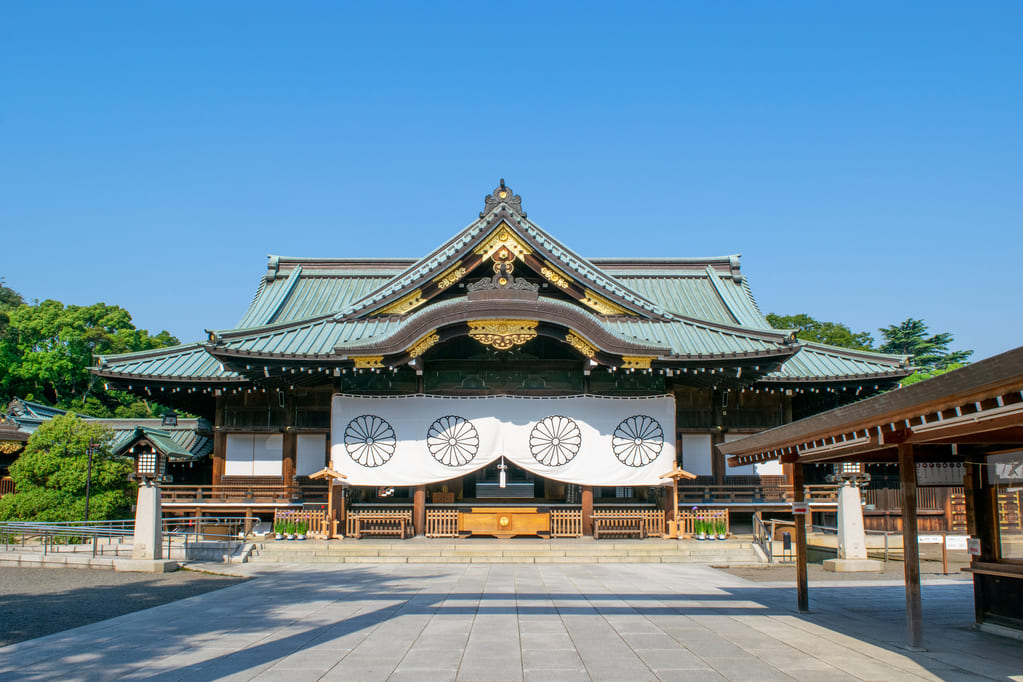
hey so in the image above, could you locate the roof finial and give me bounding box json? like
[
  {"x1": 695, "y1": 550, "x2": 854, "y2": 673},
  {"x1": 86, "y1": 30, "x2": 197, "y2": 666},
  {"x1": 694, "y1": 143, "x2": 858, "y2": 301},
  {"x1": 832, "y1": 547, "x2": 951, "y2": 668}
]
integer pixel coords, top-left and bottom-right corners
[{"x1": 481, "y1": 179, "x2": 525, "y2": 217}]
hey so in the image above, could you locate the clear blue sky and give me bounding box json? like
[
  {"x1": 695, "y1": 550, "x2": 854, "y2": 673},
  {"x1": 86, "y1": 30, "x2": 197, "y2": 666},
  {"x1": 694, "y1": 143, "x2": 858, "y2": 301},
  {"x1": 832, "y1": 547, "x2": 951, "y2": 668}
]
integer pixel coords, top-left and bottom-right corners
[{"x1": 2, "y1": 2, "x2": 1020, "y2": 360}]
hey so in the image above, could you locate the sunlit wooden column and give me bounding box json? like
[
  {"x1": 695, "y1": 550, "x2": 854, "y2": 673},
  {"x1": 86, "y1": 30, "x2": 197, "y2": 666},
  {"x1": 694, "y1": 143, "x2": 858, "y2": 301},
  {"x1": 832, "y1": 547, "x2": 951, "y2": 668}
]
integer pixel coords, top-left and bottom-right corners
[
  {"x1": 413, "y1": 485, "x2": 426, "y2": 536},
  {"x1": 582, "y1": 486, "x2": 594, "y2": 536},
  {"x1": 899, "y1": 442, "x2": 924, "y2": 649},
  {"x1": 792, "y1": 460, "x2": 809, "y2": 613}
]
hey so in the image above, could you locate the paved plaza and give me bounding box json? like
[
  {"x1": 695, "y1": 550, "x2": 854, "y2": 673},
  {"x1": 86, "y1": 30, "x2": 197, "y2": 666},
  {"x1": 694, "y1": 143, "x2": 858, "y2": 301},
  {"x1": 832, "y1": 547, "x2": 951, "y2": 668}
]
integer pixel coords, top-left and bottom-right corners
[{"x1": 0, "y1": 562, "x2": 1019, "y2": 681}]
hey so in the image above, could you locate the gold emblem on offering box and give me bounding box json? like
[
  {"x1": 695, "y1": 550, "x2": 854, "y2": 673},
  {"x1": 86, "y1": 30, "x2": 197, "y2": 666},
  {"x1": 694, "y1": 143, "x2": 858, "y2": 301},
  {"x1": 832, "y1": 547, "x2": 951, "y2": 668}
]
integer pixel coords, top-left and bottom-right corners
[{"x1": 467, "y1": 319, "x2": 538, "y2": 350}]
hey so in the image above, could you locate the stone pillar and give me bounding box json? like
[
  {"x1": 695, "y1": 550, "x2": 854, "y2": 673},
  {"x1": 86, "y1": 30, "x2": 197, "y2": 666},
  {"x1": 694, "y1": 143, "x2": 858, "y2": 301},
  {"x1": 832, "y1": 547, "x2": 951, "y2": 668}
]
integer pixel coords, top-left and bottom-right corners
[
  {"x1": 824, "y1": 480, "x2": 882, "y2": 572},
  {"x1": 132, "y1": 481, "x2": 163, "y2": 560}
]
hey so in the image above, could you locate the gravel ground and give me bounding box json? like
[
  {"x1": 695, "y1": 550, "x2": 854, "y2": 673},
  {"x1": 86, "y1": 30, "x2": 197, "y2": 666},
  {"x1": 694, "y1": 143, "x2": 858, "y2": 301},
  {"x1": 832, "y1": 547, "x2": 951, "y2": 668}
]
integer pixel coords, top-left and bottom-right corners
[
  {"x1": 0, "y1": 567, "x2": 245, "y2": 647},
  {"x1": 716, "y1": 556, "x2": 972, "y2": 582}
]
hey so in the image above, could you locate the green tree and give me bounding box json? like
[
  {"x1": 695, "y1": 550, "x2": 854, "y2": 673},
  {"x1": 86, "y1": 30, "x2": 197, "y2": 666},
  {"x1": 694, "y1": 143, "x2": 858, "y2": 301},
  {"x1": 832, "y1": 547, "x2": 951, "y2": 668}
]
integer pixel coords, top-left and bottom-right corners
[
  {"x1": 766, "y1": 313, "x2": 874, "y2": 351},
  {"x1": 0, "y1": 299, "x2": 178, "y2": 415},
  {"x1": 878, "y1": 318, "x2": 973, "y2": 371},
  {"x1": 0, "y1": 413, "x2": 135, "y2": 522}
]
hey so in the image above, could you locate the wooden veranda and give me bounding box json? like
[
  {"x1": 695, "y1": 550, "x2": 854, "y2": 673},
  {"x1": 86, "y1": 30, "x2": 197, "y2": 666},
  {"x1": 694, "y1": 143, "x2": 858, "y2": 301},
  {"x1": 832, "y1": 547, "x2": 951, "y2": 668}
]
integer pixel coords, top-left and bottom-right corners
[{"x1": 719, "y1": 346, "x2": 1023, "y2": 648}]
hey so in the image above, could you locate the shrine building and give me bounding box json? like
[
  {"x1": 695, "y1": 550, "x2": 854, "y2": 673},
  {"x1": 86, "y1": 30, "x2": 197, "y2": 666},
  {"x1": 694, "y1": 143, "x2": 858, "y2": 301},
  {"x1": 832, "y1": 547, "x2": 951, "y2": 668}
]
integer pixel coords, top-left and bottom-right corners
[{"x1": 92, "y1": 181, "x2": 911, "y2": 538}]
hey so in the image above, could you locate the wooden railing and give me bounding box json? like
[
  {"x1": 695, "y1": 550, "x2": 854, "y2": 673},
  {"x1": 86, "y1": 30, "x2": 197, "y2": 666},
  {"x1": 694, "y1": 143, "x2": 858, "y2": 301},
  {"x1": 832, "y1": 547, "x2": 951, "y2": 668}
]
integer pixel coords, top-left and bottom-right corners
[
  {"x1": 425, "y1": 507, "x2": 460, "y2": 537},
  {"x1": 273, "y1": 508, "x2": 334, "y2": 538},
  {"x1": 161, "y1": 479, "x2": 328, "y2": 506},
  {"x1": 676, "y1": 508, "x2": 729, "y2": 535},
  {"x1": 675, "y1": 484, "x2": 838, "y2": 506},
  {"x1": 551, "y1": 509, "x2": 582, "y2": 537},
  {"x1": 593, "y1": 506, "x2": 664, "y2": 537},
  {"x1": 346, "y1": 506, "x2": 413, "y2": 538}
]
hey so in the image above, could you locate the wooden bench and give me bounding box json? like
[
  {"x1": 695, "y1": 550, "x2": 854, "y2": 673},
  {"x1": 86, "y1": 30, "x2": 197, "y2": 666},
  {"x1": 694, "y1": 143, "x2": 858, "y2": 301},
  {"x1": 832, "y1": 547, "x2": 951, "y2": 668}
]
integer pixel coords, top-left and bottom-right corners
[
  {"x1": 593, "y1": 514, "x2": 647, "y2": 540},
  {"x1": 351, "y1": 513, "x2": 411, "y2": 539}
]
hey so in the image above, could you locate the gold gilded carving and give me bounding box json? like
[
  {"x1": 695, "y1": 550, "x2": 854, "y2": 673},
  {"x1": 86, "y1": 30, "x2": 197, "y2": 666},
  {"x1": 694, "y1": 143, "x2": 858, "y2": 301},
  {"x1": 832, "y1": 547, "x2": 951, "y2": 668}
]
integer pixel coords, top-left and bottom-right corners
[
  {"x1": 408, "y1": 332, "x2": 440, "y2": 358},
  {"x1": 375, "y1": 289, "x2": 424, "y2": 316},
  {"x1": 541, "y1": 262, "x2": 572, "y2": 289},
  {"x1": 564, "y1": 331, "x2": 596, "y2": 358},
  {"x1": 621, "y1": 356, "x2": 654, "y2": 369},
  {"x1": 0, "y1": 441, "x2": 23, "y2": 454},
  {"x1": 352, "y1": 356, "x2": 385, "y2": 369},
  {"x1": 581, "y1": 290, "x2": 630, "y2": 316},
  {"x1": 474, "y1": 223, "x2": 531, "y2": 262},
  {"x1": 433, "y1": 262, "x2": 467, "y2": 290},
  {"x1": 467, "y1": 319, "x2": 538, "y2": 351}
]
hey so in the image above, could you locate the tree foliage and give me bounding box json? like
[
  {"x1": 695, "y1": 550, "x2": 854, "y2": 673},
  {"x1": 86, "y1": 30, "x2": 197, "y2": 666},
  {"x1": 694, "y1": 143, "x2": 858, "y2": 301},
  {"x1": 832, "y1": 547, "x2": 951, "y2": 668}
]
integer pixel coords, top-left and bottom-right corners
[
  {"x1": 765, "y1": 313, "x2": 874, "y2": 351},
  {"x1": 878, "y1": 318, "x2": 974, "y2": 371},
  {"x1": 0, "y1": 293, "x2": 179, "y2": 417},
  {"x1": 0, "y1": 413, "x2": 135, "y2": 522}
]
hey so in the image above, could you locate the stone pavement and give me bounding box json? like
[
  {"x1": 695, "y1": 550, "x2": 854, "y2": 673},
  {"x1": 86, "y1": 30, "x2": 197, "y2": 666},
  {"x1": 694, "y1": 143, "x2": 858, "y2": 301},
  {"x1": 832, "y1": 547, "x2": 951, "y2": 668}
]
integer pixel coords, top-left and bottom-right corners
[{"x1": 0, "y1": 563, "x2": 1019, "y2": 681}]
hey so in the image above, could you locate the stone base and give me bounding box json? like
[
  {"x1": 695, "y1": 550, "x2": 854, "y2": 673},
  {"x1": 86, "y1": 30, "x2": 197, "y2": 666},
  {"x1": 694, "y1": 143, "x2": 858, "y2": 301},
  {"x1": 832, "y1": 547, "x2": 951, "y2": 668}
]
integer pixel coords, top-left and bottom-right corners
[
  {"x1": 114, "y1": 559, "x2": 179, "y2": 573},
  {"x1": 823, "y1": 558, "x2": 884, "y2": 573}
]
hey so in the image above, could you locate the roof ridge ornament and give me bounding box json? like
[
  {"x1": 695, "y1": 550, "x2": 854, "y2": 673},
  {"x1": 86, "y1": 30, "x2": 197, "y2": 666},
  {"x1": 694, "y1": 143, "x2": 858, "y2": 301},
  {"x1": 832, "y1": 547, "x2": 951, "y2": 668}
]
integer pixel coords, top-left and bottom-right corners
[{"x1": 481, "y1": 179, "x2": 525, "y2": 217}]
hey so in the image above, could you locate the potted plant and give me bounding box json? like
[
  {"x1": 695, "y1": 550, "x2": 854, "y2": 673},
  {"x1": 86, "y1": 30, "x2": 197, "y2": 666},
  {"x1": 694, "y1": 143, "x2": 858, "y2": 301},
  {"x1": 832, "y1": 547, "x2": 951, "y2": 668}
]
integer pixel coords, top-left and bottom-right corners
[
  {"x1": 274, "y1": 521, "x2": 286, "y2": 540},
  {"x1": 296, "y1": 521, "x2": 308, "y2": 541},
  {"x1": 286, "y1": 521, "x2": 297, "y2": 540}
]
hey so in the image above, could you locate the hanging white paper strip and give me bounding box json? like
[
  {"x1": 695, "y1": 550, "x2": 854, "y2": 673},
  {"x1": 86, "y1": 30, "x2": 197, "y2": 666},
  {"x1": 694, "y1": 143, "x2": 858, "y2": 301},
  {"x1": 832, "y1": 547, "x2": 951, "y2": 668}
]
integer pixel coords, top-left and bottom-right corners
[{"x1": 330, "y1": 394, "x2": 676, "y2": 487}]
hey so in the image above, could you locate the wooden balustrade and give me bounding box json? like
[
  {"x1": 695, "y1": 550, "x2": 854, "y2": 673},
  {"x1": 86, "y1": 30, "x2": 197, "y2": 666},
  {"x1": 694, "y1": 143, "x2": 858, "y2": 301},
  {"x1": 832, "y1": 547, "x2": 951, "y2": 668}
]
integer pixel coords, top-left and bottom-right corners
[
  {"x1": 550, "y1": 509, "x2": 582, "y2": 537},
  {"x1": 675, "y1": 508, "x2": 729, "y2": 535},
  {"x1": 274, "y1": 509, "x2": 334, "y2": 538},
  {"x1": 425, "y1": 508, "x2": 460, "y2": 537}
]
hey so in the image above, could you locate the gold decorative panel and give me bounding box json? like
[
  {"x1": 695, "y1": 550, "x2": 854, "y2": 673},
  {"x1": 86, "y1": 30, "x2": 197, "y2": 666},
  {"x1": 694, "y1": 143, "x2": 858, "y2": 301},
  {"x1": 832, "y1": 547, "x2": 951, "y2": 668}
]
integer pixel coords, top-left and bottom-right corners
[
  {"x1": 467, "y1": 319, "x2": 538, "y2": 351},
  {"x1": 433, "y1": 262, "x2": 467, "y2": 290},
  {"x1": 408, "y1": 332, "x2": 440, "y2": 358},
  {"x1": 352, "y1": 356, "x2": 385, "y2": 369},
  {"x1": 474, "y1": 223, "x2": 531, "y2": 262},
  {"x1": 581, "y1": 290, "x2": 630, "y2": 316},
  {"x1": 621, "y1": 356, "x2": 654, "y2": 369},
  {"x1": 375, "y1": 289, "x2": 424, "y2": 316},
  {"x1": 541, "y1": 262, "x2": 572, "y2": 289},
  {"x1": 564, "y1": 331, "x2": 596, "y2": 358}
]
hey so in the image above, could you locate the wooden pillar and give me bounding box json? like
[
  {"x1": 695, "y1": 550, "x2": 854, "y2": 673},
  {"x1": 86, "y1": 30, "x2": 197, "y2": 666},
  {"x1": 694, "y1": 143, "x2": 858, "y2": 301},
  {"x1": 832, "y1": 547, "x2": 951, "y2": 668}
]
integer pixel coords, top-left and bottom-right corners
[
  {"x1": 899, "y1": 442, "x2": 924, "y2": 649},
  {"x1": 582, "y1": 485, "x2": 594, "y2": 536},
  {"x1": 282, "y1": 431, "x2": 297, "y2": 485},
  {"x1": 792, "y1": 461, "x2": 809, "y2": 613},
  {"x1": 413, "y1": 485, "x2": 426, "y2": 536}
]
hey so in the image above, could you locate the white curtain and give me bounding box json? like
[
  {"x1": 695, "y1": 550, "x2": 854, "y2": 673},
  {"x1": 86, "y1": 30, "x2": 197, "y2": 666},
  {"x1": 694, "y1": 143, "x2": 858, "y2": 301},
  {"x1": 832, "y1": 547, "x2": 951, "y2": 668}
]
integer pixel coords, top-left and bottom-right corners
[{"x1": 330, "y1": 394, "x2": 676, "y2": 487}]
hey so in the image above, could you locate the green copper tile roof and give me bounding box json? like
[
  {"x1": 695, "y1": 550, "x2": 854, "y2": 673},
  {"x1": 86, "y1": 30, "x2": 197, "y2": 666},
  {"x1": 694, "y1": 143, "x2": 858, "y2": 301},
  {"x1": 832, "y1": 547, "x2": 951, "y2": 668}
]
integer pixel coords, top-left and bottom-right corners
[
  {"x1": 761, "y1": 343, "x2": 911, "y2": 383},
  {"x1": 96, "y1": 344, "x2": 241, "y2": 381},
  {"x1": 109, "y1": 422, "x2": 213, "y2": 461}
]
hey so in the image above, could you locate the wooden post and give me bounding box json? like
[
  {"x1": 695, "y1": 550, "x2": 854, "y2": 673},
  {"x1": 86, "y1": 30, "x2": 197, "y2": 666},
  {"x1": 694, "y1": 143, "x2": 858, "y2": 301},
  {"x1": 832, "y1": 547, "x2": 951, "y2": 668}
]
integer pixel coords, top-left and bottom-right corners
[
  {"x1": 413, "y1": 485, "x2": 426, "y2": 536},
  {"x1": 792, "y1": 461, "x2": 809, "y2": 613},
  {"x1": 582, "y1": 485, "x2": 594, "y2": 536},
  {"x1": 899, "y1": 442, "x2": 924, "y2": 649}
]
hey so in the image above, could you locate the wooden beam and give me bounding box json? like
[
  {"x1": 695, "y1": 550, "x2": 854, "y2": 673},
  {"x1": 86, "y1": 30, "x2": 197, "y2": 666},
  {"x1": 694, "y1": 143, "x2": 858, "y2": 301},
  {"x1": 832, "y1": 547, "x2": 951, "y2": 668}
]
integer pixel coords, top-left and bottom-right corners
[
  {"x1": 792, "y1": 462, "x2": 809, "y2": 613},
  {"x1": 899, "y1": 442, "x2": 924, "y2": 649}
]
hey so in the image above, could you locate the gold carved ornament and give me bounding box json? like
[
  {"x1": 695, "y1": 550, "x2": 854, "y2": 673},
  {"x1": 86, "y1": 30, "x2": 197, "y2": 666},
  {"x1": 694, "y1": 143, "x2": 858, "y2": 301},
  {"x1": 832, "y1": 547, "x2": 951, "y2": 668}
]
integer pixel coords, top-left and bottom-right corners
[
  {"x1": 564, "y1": 331, "x2": 596, "y2": 358},
  {"x1": 473, "y1": 223, "x2": 531, "y2": 262},
  {"x1": 541, "y1": 261, "x2": 572, "y2": 289},
  {"x1": 467, "y1": 319, "x2": 538, "y2": 351},
  {"x1": 621, "y1": 356, "x2": 655, "y2": 369},
  {"x1": 351, "y1": 356, "x2": 385, "y2": 369},
  {"x1": 408, "y1": 332, "x2": 440, "y2": 358},
  {"x1": 375, "y1": 289, "x2": 425, "y2": 316},
  {"x1": 433, "y1": 262, "x2": 467, "y2": 291},
  {"x1": 581, "y1": 290, "x2": 631, "y2": 316}
]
